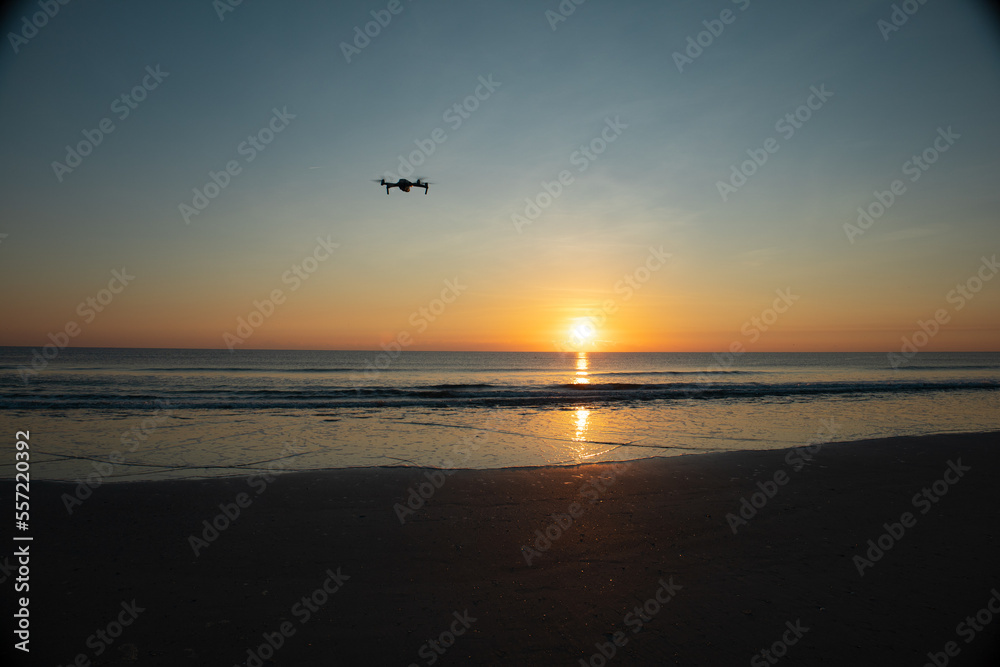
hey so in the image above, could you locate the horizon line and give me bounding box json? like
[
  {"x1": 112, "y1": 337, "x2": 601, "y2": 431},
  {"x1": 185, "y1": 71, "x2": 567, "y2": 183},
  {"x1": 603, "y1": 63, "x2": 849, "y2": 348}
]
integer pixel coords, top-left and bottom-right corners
[{"x1": 1, "y1": 345, "x2": 998, "y2": 354}]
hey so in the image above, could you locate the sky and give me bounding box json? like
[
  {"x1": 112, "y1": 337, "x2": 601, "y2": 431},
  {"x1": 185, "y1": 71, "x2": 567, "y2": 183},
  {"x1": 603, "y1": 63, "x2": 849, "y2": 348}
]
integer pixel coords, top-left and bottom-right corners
[{"x1": 1, "y1": 0, "x2": 999, "y2": 352}]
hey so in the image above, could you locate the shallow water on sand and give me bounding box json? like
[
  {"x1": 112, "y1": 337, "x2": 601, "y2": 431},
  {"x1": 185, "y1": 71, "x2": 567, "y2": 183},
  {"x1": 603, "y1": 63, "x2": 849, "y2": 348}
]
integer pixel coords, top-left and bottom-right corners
[{"x1": 1, "y1": 349, "x2": 998, "y2": 481}]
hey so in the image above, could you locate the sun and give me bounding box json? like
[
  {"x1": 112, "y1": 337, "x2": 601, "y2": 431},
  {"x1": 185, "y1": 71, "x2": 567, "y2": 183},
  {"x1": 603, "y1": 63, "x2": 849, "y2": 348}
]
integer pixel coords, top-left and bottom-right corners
[{"x1": 569, "y1": 318, "x2": 598, "y2": 348}]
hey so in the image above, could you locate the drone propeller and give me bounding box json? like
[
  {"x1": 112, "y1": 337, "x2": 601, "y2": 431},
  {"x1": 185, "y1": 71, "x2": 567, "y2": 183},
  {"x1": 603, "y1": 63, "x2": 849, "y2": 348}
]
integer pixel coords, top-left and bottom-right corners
[{"x1": 371, "y1": 178, "x2": 387, "y2": 185}]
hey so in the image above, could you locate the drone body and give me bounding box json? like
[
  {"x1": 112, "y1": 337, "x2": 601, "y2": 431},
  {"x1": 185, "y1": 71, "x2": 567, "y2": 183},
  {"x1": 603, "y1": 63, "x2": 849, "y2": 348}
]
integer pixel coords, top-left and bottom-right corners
[{"x1": 377, "y1": 178, "x2": 430, "y2": 195}]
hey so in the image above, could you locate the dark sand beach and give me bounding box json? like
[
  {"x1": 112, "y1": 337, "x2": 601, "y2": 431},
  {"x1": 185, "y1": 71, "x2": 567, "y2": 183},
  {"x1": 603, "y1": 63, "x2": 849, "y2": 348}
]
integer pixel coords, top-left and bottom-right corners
[{"x1": 8, "y1": 431, "x2": 1000, "y2": 666}]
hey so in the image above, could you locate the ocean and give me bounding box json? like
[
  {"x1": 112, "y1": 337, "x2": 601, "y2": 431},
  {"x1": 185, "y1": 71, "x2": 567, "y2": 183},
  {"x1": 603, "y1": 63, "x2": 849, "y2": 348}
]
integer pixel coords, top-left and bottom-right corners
[{"x1": 1, "y1": 348, "x2": 998, "y2": 481}]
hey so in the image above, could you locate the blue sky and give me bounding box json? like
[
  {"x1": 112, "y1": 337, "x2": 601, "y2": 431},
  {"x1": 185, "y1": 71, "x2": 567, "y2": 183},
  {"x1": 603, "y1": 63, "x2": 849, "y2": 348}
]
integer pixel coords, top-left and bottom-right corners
[{"x1": 1, "y1": 0, "x2": 999, "y2": 350}]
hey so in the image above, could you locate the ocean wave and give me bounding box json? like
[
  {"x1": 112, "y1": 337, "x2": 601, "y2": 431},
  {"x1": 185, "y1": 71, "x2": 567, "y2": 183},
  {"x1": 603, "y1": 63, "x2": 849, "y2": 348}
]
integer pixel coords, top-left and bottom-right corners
[
  {"x1": 98, "y1": 367, "x2": 362, "y2": 373},
  {"x1": 1, "y1": 379, "x2": 996, "y2": 410},
  {"x1": 589, "y1": 370, "x2": 756, "y2": 376},
  {"x1": 892, "y1": 365, "x2": 999, "y2": 371}
]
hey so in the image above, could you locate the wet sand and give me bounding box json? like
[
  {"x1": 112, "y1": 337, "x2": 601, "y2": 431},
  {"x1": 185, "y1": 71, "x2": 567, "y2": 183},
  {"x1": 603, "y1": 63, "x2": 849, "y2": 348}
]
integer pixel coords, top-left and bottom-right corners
[{"x1": 6, "y1": 430, "x2": 1000, "y2": 666}]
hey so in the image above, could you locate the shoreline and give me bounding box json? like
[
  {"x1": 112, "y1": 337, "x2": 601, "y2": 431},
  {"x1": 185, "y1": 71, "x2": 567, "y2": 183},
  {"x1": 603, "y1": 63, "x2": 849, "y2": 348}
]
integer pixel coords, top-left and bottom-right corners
[
  {"x1": 6, "y1": 430, "x2": 1000, "y2": 665},
  {"x1": 10, "y1": 428, "x2": 1000, "y2": 485}
]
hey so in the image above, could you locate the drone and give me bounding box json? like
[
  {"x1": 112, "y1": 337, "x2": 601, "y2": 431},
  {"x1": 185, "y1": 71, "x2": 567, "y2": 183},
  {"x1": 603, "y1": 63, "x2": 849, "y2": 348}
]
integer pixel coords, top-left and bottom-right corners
[{"x1": 374, "y1": 178, "x2": 431, "y2": 195}]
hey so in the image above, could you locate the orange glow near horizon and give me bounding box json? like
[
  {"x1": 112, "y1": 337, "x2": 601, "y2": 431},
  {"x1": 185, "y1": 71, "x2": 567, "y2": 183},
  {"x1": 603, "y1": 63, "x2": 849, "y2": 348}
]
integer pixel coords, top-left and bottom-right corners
[{"x1": 1, "y1": 268, "x2": 999, "y2": 352}]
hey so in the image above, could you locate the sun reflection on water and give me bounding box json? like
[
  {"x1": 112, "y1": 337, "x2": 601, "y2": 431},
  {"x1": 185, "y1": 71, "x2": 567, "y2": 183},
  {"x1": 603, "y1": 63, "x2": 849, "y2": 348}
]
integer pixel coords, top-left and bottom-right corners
[
  {"x1": 568, "y1": 351, "x2": 602, "y2": 458},
  {"x1": 574, "y1": 351, "x2": 590, "y2": 384},
  {"x1": 573, "y1": 408, "x2": 591, "y2": 442}
]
